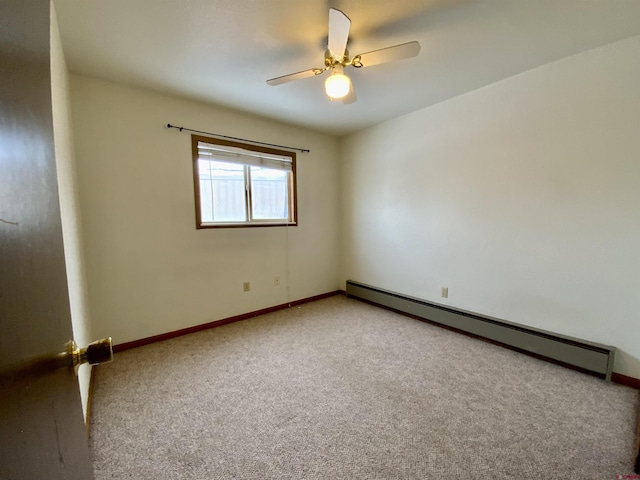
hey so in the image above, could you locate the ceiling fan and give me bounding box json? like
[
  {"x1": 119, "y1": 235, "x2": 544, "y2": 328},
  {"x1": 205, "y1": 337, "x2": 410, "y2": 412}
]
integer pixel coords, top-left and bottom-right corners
[{"x1": 266, "y1": 8, "x2": 421, "y2": 104}]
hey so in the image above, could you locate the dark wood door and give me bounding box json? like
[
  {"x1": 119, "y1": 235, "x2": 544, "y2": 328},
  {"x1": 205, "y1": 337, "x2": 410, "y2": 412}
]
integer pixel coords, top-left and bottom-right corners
[{"x1": 0, "y1": 1, "x2": 95, "y2": 478}]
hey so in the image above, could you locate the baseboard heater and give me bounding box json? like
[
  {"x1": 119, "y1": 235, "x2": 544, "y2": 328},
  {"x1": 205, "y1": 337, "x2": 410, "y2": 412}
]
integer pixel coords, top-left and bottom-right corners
[{"x1": 346, "y1": 281, "x2": 615, "y2": 381}]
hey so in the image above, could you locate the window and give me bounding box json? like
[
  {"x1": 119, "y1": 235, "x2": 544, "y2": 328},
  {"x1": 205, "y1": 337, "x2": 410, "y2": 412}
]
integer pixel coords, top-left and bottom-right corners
[{"x1": 191, "y1": 135, "x2": 297, "y2": 228}]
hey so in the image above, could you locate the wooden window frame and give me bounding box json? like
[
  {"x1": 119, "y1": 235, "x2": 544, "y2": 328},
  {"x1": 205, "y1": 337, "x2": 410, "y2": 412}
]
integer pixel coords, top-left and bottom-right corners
[{"x1": 191, "y1": 134, "x2": 298, "y2": 229}]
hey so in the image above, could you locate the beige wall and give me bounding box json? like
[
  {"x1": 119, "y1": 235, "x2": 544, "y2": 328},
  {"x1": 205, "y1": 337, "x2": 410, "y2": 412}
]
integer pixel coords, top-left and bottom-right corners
[
  {"x1": 68, "y1": 35, "x2": 640, "y2": 380},
  {"x1": 50, "y1": 4, "x2": 93, "y2": 419},
  {"x1": 340, "y1": 36, "x2": 640, "y2": 378},
  {"x1": 70, "y1": 76, "x2": 340, "y2": 345}
]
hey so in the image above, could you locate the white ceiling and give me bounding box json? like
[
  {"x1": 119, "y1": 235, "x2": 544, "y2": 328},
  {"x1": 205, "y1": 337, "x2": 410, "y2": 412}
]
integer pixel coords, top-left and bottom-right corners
[{"x1": 54, "y1": 0, "x2": 640, "y2": 136}]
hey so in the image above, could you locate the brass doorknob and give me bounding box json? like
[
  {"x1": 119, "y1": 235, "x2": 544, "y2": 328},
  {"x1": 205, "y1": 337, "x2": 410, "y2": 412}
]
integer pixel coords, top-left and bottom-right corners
[{"x1": 68, "y1": 337, "x2": 113, "y2": 370}]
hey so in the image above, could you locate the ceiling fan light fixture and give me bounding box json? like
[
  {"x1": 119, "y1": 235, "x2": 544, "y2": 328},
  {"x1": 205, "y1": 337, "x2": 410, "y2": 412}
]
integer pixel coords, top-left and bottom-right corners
[
  {"x1": 325, "y1": 65, "x2": 351, "y2": 99},
  {"x1": 265, "y1": 8, "x2": 421, "y2": 106}
]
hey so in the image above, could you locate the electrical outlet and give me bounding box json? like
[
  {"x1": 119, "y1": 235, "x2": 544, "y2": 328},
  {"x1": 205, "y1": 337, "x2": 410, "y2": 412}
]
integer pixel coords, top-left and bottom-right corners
[
  {"x1": 243, "y1": 282, "x2": 250, "y2": 292},
  {"x1": 274, "y1": 276, "x2": 280, "y2": 286},
  {"x1": 441, "y1": 287, "x2": 448, "y2": 298}
]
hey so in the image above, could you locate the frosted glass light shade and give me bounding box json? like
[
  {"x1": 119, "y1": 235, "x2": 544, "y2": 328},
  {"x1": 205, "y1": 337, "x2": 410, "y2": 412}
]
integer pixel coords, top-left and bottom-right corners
[{"x1": 325, "y1": 66, "x2": 351, "y2": 99}]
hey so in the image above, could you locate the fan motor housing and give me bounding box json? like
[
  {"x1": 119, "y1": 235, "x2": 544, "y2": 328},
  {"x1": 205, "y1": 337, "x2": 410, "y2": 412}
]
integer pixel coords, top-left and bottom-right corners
[{"x1": 325, "y1": 49, "x2": 350, "y2": 67}]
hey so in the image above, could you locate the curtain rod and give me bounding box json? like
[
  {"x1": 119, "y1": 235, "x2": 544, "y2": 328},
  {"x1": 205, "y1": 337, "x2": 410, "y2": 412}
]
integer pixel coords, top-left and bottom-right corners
[{"x1": 166, "y1": 124, "x2": 310, "y2": 153}]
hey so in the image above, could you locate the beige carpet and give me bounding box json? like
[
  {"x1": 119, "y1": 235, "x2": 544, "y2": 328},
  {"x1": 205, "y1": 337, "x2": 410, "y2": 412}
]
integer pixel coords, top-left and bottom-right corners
[{"x1": 90, "y1": 295, "x2": 639, "y2": 479}]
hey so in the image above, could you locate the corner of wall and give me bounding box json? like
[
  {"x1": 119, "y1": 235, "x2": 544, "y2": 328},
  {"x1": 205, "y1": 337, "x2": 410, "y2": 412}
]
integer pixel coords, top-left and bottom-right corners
[{"x1": 50, "y1": 2, "x2": 94, "y2": 422}]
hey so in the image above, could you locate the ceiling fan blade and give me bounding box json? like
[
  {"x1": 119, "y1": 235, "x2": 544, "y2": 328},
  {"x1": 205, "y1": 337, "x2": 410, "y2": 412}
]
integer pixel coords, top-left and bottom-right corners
[
  {"x1": 354, "y1": 41, "x2": 421, "y2": 68},
  {"x1": 341, "y1": 84, "x2": 357, "y2": 105},
  {"x1": 266, "y1": 68, "x2": 322, "y2": 86},
  {"x1": 328, "y1": 8, "x2": 351, "y2": 60}
]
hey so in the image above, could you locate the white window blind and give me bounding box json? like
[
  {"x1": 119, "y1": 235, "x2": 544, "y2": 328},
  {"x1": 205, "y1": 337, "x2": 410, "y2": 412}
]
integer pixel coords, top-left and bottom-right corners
[{"x1": 197, "y1": 141, "x2": 293, "y2": 171}]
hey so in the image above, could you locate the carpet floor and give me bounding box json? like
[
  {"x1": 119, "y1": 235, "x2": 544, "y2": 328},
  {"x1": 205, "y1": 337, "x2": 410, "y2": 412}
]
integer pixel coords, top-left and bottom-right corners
[{"x1": 90, "y1": 295, "x2": 639, "y2": 479}]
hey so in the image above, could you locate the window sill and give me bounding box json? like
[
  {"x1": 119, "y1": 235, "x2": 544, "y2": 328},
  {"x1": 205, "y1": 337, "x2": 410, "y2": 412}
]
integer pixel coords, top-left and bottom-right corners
[{"x1": 197, "y1": 222, "x2": 298, "y2": 229}]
